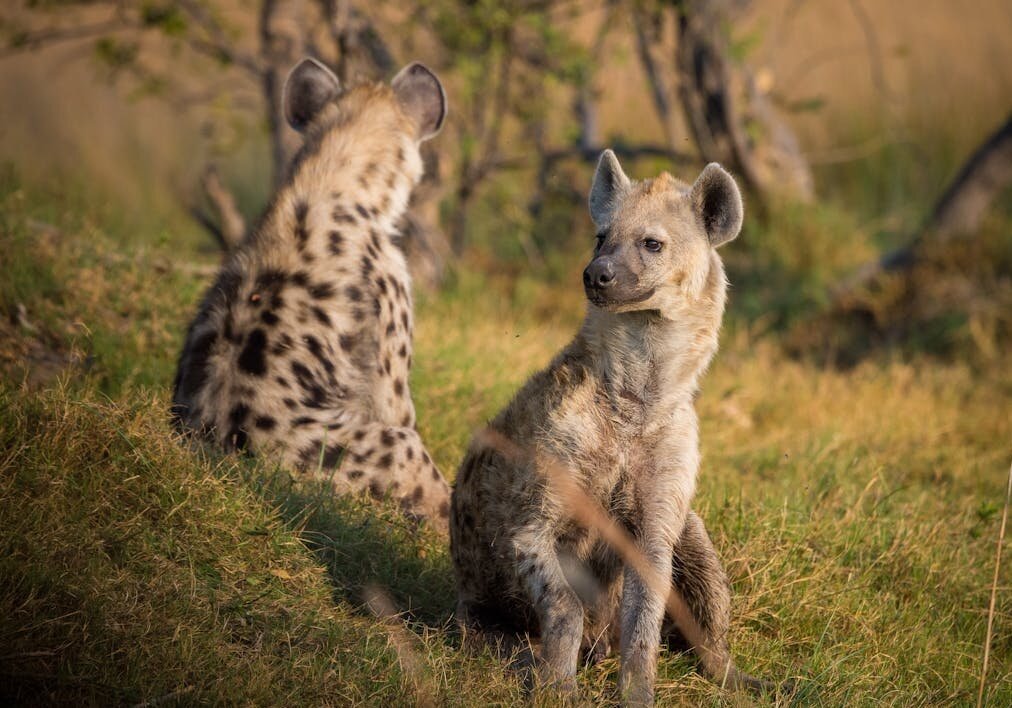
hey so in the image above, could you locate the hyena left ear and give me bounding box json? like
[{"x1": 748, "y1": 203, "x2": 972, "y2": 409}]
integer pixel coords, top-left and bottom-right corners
[
  {"x1": 690, "y1": 163, "x2": 743, "y2": 248},
  {"x1": 392, "y1": 62, "x2": 447, "y2": 141},
  {"x1": 283, "y1": 58, "x2": 342, "y2": 132}
]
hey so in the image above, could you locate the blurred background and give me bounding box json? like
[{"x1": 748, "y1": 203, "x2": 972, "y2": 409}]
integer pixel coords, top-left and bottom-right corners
[{"x1": 1, "y1": 0, "x2": 1010, "y2": 363}]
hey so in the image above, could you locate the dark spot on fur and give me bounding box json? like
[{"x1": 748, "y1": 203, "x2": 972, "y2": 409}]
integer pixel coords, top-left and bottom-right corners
[
  {"x1": 411, "y1": 485, "x2": 424, "y2": 502},
  {"x1": 174, "y1": 328, "x2": 217, "y2": 402},
  {"x1": 293, "y1": 416, "x2": 318, "y2": 427},
  {"x1": 311, "y1": 306, "x2": 331, "y2": 327},
  {"x1": 283, "y1": 397, "x2": 297, "y2": 409},
  {"x1": 393, "y1": 378, "x2": 404, "y2": 396},
  {"x1": 431, "y1": 467, "x2": 441, "y2": 481},
  {"x1": 254, "y1": 415, "x2": 276, "y2": 431},
  {"x1": 438, "y1": 500, "x2": 449, "y2": 518},
  {"x1": 355, "y1": 203, "x2": 369, "y2": 219},
  {"x1": 294, "y1": 201, "x2": 310, "y2": 249},
  {"x1": 346, "y1": 285, "x2": 363, "y2": 302},
  {"x1": 339, "y1": 333, "x2": 356, "y2": 352},
  {"x1": 380, "y1": 430, "x2": 395, "y2": 447},
  {"x1": 321, "y1": 443, "x2": 345, "y2": 467},
  {"x1": 261, "y1": 310, "x2": 279, "y2": 326},
  {"x1": 304, "y1": 335, "x2": 335, "y2": 375},
  {"x1": 376, "y1": 277, "x2": 388, "y2": 295},
  {"x1": 255, "y1": 269, "x2": 288, "y2": 290},
  {"x1": 309, "y1": 282, "x2": 335, "y2": 300},
  {"x1": 291, "y1": 270, "x2": 310, "y2": 287},
  {"x1": 406, "y1": 447, "x2": 414, "y2": 461},
  {"x1": 332, "y1": 205, "x2": 355, "y2": 224},
  {"x1": 360, "y1": 255, "x2": 374, "y2": 276},
  {"x1": 348, "y1": 469, "x2": 364, "y2": 480},
  {"x1": 398, "y1": 344, "x2": 408, "y2": 358},
  {"x1": 368, "y1": 480, "x2": 384, "y2": 499},
  {"x1": 328, "y1": 230, "x2": 344, "y2": 256},
  {"x1": 353, "y1": 430, "x2": 367, "y2": 441},
  {"x1": 377, "y1": 452, "x2": 393, "y2": 469},
  {"x1": 238, "y1": 329, "x2": 268, "y2": 376},
  {"x1": 383, "y1": 357, "x2": 392, "y2": 375},
  {"x1": 385, "y1": 321, "x2": 396, "y2": 336}
]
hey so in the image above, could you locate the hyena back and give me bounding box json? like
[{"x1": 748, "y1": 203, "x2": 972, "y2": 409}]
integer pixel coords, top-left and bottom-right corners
[{"x1": 172, "y1": 59, "x2": 450, "y2": 532}]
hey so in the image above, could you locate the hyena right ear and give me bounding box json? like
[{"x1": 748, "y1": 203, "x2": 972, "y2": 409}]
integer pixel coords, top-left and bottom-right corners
[
  {"x1": 589, "y1": 149, "x2": 631, "y2": 228},
  {"x1": 392, "y1": 62, "x2": 447, "y2": 141},
  {"x1": 283, "y1": 58, "x2": 342, "y2": 132}
]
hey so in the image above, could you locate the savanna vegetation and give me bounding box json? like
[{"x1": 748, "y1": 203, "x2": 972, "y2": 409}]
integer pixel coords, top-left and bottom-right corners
[{"x1": 1, "y1": 1, "x2": 1010, "y2": 705}]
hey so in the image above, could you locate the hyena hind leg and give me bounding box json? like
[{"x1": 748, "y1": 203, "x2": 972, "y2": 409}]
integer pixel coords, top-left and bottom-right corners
[
  {"x1": 663, "y1": 510, "x2": 776, "y2": 694},
  {"x1": 299, "y1": 423, "x2": 450, "y2": 533}
]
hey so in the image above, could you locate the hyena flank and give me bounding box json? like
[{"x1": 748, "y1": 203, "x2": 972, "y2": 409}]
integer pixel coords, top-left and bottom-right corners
[
  {"x1": 172, "y1": 59, "x2": 451, "y2": 532},
  {"x1": 450, "y1": 151, "x2": 772, "y2": 703}
]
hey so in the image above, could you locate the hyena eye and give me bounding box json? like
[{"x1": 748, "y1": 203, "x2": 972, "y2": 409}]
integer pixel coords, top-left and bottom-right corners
[
  {"x1": 643, "y1": 238, "x2": 663, "y2": 252},
  {"x1": 595, "y1": 233, "x2": 606, "y2": 251}
]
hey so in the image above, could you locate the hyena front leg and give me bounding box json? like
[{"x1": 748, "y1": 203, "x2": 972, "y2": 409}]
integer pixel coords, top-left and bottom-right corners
[
  {"x1": 298, "y1": 423, "x2": 450, "y2": 533},
  {"x1": 664, "y1": 511, "x2": 773, "y2": 693},
  {"x1": 516, "y1": 530, "x2": 585, "y2": 691}
]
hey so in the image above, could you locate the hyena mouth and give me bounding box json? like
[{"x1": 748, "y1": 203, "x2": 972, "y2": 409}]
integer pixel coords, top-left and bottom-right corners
[{"x1": 585, "y1": 286, "x2": 656, "y2": 308}]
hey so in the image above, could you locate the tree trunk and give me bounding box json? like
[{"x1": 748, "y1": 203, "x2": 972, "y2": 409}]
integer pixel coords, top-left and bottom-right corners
[
  {"x1": 832, "y1": 113, "x2": 1012, "y2": 305},
  {"x1": 260, "y1": 0, "x2": 307, "y2": 188},
  {"x1": 673, "y1": 0, "x2": 813, "y2": 205}
]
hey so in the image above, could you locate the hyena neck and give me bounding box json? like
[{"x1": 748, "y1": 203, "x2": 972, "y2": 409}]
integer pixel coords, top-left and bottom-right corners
[
  {"x1": 581, "y1": 274, "x2": 725, "y2": 407},
  {"x1": 255, "y1": 127, "x2": 422, "y2": 256}
]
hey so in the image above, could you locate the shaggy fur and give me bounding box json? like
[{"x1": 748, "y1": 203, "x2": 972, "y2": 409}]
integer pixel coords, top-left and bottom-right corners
[{"x1": 451, "y1": 151, "x2": 764, "y2": 703}]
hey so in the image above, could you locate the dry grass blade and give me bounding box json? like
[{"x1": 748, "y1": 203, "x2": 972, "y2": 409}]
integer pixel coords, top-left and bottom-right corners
[
  {"x1": 977, "y1": 461, "x2": 1012, "y2": 707},
  {"x1": 362, "y1": 584, "x2": 437, "y2": 708}
]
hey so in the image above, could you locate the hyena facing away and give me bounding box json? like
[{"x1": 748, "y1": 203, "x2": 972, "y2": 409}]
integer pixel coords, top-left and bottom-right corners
[
  {"x1": 172, "y1": 59, "x2": 451, "y2": 532},
  {"x1": 451, "y1": 151, "x2": 773, "y2": 703}
]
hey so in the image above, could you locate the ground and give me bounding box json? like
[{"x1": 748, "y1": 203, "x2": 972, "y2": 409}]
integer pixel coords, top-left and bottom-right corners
[{"x1": 1, "y1": 162, "x2": 1010, "y2": 705}]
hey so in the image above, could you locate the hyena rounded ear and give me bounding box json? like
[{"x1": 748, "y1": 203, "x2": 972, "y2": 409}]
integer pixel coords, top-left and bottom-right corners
[
  {"x1": 589, "y1": 149, "x2": 632, "y2": 228},
  {"x1": 283, "y1": 58, "x2": 342, "y2": 132},
  {"x1": 691, "y1": 163, "x2": 743, "y2": 248},
  {"x1": 392, "y1": 62, "x2": 447, "y2": 141}
]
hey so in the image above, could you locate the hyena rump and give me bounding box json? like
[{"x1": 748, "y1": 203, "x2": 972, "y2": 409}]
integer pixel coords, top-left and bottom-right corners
[
  {"x1": 451, "y1": 151, "x2": 774, "y2": 703},
  {"x1": 172, "y1": 59, "x2": 450, "y2": 532}
]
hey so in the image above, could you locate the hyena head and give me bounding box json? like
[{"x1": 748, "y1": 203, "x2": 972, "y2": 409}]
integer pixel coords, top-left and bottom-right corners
[
  {"x1": 583, "y1": 150, "x2": 743, "y2": 313},
  {"x1": 282, "y1": 57, "x2": 446, "y2": 174}
]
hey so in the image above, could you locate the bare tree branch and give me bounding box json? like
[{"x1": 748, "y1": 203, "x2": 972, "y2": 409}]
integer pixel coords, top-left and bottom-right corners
[
  {"x1": 200, "y1": 165, "x2": 246, "y2": 250},
  {"x1": 832, "y1": 114, "x2": 1012, "y2": 305},
  {"x1": 0, "y1": 18, "x2": 127, "y2": 59},
  {"x1": 176, "y1": 0, "x2": 264, "y2": 77}
]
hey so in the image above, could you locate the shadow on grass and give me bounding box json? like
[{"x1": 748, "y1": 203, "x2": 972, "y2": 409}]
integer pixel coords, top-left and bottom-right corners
[{"x1": 245, "y1": 464, "x2": 458, "y2": 629}]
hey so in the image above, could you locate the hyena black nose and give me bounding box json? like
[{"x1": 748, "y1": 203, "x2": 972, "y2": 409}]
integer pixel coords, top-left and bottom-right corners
[{"x1": 584, "y1": 258, "x2": 616, "y2": 289}]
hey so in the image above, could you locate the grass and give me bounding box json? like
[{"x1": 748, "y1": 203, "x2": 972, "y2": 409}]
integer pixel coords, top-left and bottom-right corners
[{"x1": 1, "y1": 157, "x2": 1011, "y2": 706}]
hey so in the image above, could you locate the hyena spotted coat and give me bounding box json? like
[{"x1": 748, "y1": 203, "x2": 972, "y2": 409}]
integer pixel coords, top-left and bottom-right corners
[
  {"x1": 172, "y1": 59, "x2": 450, "y2": 531},
  {"x1": 451, "y1": 151, "x2": 771, "y2": 703}
]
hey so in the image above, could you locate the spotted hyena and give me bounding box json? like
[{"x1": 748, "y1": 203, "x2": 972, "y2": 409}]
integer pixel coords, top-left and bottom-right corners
[
  {"x1": 172, "y1": 59, "x2": 451, "y2": 532},
  {"x1": 450, "y1": 151, "x2": 772, "y2": 703}
]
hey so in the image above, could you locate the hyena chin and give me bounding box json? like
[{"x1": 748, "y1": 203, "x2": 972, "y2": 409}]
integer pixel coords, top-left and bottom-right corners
[
  {"x1": 172, "y1": 58, "x2": 451, "y2": 533},
  {"x1": 451, "y1": 150, "x2": 778, "y2": 703}
]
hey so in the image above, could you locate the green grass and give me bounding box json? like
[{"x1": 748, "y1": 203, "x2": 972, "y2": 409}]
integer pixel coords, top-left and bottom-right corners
[{"x1": 1, "y1": 162, "x2": 1011, "y2": 705}]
